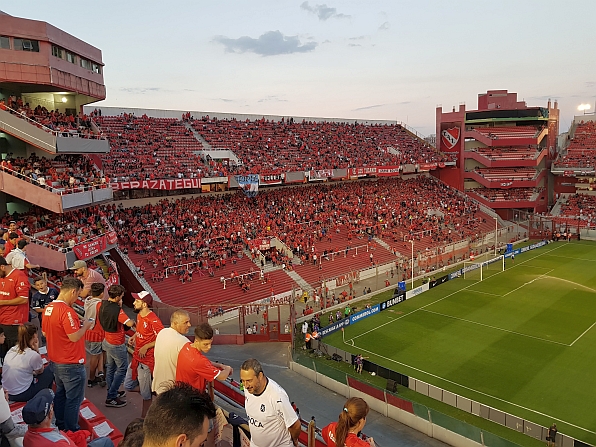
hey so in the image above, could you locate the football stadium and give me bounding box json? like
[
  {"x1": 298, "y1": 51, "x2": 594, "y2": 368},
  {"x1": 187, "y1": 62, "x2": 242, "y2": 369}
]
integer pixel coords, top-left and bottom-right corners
[{"x1": 0, "y1": 2, "x2": 596, "y2": 447}]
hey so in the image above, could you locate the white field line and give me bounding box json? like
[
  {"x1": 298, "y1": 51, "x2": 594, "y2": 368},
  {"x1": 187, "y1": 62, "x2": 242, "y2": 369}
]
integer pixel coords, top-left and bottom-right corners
[
  {"x1": 542, "y1": 276, "x2": 596, "y2": 293},
  {"x1": 570, "y1": 320, "x2": 596, "y2": 346},
  {"x1": 543, "y1": 254, "x2": 596, "y2": 262},
  {"x1": 466, "y1": 290, "x2": 502, "y2": 297},
  {"x1": 420, "y1": 309, "x2": 570, "y2": 346},
  {"x1": 349, "y1": 243, "x2": 567, "y2": 341},
  {"x1": 344, "y1": 338, "x2": 596, "y2": 436},
  {"x1": 502, "y1": 269, "x2": 553, "y2": 297}
]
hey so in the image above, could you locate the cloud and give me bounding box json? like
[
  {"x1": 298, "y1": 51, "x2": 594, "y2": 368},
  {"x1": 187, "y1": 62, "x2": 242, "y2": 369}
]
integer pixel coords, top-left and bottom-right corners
[
  {"x1": 585, "y1": 81, "x2": 596, "y2": 88},
  {"x1": 349, "y1": 35, "x2": 366, "y2": 41},
  {"x1": 119, "y1": 87, "x2": 165, "y2": 94},
  {"x1": 352, "y1": 104, "x2": 386, "y2": 111},
  {"x1": 348, "y1": 43, "x2": 361, "y2": 47},
  {"x1": 213, "y1": 30, "x2": 317, "y2": 56},
  {"x1": 378, "y1": 21, "x2": 390, "y2": 31},
  {"x1": 258, "y1": 96, "x2": 289, "y2": 103},
  {"x1": 300, "y1": 1, "x2": 350, "y2": 20}
]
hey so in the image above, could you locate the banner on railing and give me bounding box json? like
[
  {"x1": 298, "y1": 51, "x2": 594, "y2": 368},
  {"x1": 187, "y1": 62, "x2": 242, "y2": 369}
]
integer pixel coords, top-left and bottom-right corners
[
  {"x1": 73, "y1": 233, "x2": 119, "y2": 260},
  {"x1": 248, "y1": 238, "x2": 271, "y2": 251},
  {"x1": 376, "y1": 166, "x2": 402, "y2": 176},
  {"x1": 259, "y1": 173, "x2": 284, "y2": 185},
  {"x1": 348, "y1": 167, "x2": 378, "y2": 177},
  {"x1": 307, "y1": 169, "x2": 333, "y2": 181},
  {"x1": 335, "y1": 271, "x2": 360, "y2": 287},
  {"x1": 235, "y1": 174, "x2": 259, "y2": 197},
  {"x1": 110, "y1": 178, "x2": 201, "y2": 191}
]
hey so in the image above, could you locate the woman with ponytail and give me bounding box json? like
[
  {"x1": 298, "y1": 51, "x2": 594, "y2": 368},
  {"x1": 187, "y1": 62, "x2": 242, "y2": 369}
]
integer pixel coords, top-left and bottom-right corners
[
  {"x1": 322, "y1": 397, "x2": 375, "y2": 446},
  {"x1": 2, "y1": 323, "x2": 54, "y2": 402}
]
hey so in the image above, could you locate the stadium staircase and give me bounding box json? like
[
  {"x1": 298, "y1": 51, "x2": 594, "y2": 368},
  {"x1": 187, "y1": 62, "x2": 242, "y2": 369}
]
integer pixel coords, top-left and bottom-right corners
[
  {"x1": 124, "y1": 251, "x2": 299, "y2": 311},
  {"x1": 373, "y1": 237, "x2": 393, "y2": 252},
  {"x1": 285, "y1": 270, "x2": 313, "y2": 294},
  {"x1": 183, "y1": 121, "x2": 214, "y2": 150}
]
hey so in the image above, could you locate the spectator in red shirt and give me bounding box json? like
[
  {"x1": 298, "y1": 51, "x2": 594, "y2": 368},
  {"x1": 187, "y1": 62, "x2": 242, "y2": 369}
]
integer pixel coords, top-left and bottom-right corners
[
  {"x1": 124, "y1": 290, "x2": 164, "y2": 417},
  {"x1": 175, "y1": 322, "x2": 232, "y2": 393},
  {"x1": 84, "y1": 283, "x2": 107, "y2": 388},
  {"x1": 99, "y1": 284, "x2": 134, "y2": 408},
  {"x1": 0, "y1": 256, "x2": 30, "y2": 362},
  {"x1": 4, "y1": 233, "x2": 18, "y2": 257},
  {"x1": 41, "y1": 277, "x2": 93, "y2": 432},
  {"x1": 322, "y1": 397, "x2": 374, "y2": 447}
]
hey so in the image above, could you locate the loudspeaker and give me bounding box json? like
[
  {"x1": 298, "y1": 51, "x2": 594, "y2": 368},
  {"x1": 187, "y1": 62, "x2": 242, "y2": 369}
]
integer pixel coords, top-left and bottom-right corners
[{"x1": 386, "y1": 379, "x2": 398, "y2": 393}]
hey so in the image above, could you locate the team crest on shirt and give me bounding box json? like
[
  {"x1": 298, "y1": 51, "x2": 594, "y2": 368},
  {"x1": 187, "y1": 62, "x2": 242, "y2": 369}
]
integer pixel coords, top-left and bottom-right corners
[
  {"x1": 44, "y1": 307, "x2": 53, "y2": 316},
  {"x1": 260, "y1": 404, "x2": 265, "y2": 412}
]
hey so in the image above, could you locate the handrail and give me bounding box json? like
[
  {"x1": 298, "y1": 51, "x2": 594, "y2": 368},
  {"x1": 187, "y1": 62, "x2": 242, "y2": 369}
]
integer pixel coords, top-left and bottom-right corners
[
  {"x1": 1, "y1": 104, "x2": 106, "y2": 140},
  {"x1": 115, "y1": 247, "x2": 160, "y2": 300},
  {"x1": 29, "y1": 222, "x2": 116, "y2": 252},
  {"x1": 0, "y1": 165, "x2": 109, "y2": 195}
]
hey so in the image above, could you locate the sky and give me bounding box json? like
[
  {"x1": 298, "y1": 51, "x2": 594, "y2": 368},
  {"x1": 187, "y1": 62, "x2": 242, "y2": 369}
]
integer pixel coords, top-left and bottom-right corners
[{"x1": 7, "y1": 0, "x2": 596, "y2": 135}]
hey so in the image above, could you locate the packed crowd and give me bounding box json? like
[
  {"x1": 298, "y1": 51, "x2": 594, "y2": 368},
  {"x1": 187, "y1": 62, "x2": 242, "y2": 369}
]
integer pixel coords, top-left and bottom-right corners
[
  {"x1": 193, "y1": 116, "x2": 449, "y2": 175},
  {"x1": 1, "y1": 206, "x2": 113, "y2": 251},
  {"x1": 111, "y1": 177, "x2": 484, "y2": 273},
  {"x1": 94, "y1": 114, "x2": 206, "y2": 181},
  {"x1": 0, "y1": 96, "x2": 101, "y2": 138},
  {"x1": 556, "y1": 120, "x2": 596, "y2": 169},
  {"x1": 559, "y1": 194, "x2": 596, "y2": 222},
  {"x1": 0, "y1": 153, "x2": 109, "y2": 193}
]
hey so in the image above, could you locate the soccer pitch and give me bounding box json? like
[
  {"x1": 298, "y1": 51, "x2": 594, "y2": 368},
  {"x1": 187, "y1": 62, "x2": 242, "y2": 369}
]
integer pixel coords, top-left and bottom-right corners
[{"x1": 324, "y1": 241, "x2": 596, "y2": 445}]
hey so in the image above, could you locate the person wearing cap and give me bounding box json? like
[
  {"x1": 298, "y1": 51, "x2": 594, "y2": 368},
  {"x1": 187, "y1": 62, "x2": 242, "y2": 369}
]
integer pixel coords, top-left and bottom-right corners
[
  {"x1": 5, "y1": 239, "x2": 40, "y2": 271},
  {"x1": 70, "y1": 260, "x2": 107, "y2": 300},
  {"x1": 22, "y1": 389, "x2": 114, "y2": 447},
  {"x1": 8, "y1": 221, "x2": 23, "y2": 238},
  {"x1": 41, "y1": 277, "x2": 93, "y2": 432},
  {"x1": 0, "y1": 256, "x2": 31, "y2": 362},
  {"x1": 99, "y1": 285, "x2": 134, "y2": 408},
  {"x1": 124, "y1": 290, "x2": 164, "y2": 417}
]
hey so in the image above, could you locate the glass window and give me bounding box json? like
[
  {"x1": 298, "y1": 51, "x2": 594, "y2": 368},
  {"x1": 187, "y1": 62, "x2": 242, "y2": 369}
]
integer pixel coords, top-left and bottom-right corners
[
  {"x1": 92, "y1": 63, "x2": 102, "y2": 74},
  {"x1": 66, "y1": 52, "x2": 76, "y2": 63},
  {"x1": 52, "y1": 45, "x2": 63, "y2": 58},
  {"x1": 80, "y1": 58, "x2": 90, "y2": 69},
  {"x1": 14, "y1": 39, "x2": 39, "y2": 52},
  {"x1": 0, "y1": 36, "x2": 9, "y2": 49}
]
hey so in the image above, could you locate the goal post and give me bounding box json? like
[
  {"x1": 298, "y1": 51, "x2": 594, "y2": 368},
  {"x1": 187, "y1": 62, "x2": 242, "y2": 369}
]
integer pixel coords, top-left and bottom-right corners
[{"x1": 463, "y1": 255, "x2": 505, "y2": 281}]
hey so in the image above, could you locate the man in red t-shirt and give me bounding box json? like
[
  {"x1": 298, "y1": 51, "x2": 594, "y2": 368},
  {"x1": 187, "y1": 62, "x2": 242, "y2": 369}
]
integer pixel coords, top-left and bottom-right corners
[
  {"x1": 99, "y1": 284, "x2": 134, "y2": 408},
  {"x1": 0, "y1": 256, "x2": 30, "y2": 362},
  {"x1": 176, "y1": 322, "x2": 232, "y2": 392},
  {"x1": 41, "y1": 277, "x2": 93, "y2": 432},
  {"x1": 124, "y1": 290, "x2": 164, "y2": 417}
]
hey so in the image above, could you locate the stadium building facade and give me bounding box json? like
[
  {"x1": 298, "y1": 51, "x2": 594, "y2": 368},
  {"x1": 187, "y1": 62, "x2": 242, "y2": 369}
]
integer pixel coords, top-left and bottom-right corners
[
  {"x1": 0, "y1": 11, "x2": 115, "y2": 270},
  {"x1": 434, "y1": 90, "x2": 559, "y2": 217}
]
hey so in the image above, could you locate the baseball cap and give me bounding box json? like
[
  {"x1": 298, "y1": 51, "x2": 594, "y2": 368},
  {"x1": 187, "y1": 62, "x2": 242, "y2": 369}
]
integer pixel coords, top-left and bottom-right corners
[
  {"x1": 22, "y1": 389, "x2": 54, "y2": 425},
  {"x1": 132, "y1": 290, "x2": 153, "y2": 306},
  {"x1": 69, "y1": 260, "x2": 87, "y2": 270}
]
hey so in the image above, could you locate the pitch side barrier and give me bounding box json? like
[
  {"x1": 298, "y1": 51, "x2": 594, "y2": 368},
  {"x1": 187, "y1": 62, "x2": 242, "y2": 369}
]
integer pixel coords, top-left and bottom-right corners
[{"x1": 321, "y1": 240, "x2": 549, "y2": 338}]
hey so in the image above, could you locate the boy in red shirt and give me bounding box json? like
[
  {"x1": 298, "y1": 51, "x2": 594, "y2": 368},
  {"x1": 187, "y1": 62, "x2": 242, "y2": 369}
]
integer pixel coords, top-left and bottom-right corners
[
  {"x1": 124, "y1": 290, "x2": 164, "y2": 417},
  {"x1": 176, "y1": 322, "x2": 232, "y2": 392},
  {"x1": 99, "y1": 284, "x2": 134, "y2": 408}
]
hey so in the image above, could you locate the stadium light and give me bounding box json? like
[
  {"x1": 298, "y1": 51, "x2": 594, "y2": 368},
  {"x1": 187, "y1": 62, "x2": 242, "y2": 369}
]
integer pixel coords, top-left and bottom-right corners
[
  {"x1": 61, "y1": 97, "x2": 67, "y2": 103},
  {"x1": 410, "y1": 240, "x2": 414, "y2": 289},
  {"x1": 578, "y1": 104, "x2": 591, "y2": 114}
]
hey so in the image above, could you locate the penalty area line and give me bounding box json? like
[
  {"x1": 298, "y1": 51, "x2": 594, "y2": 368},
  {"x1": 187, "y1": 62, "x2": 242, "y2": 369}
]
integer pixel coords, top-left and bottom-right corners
[{"x1": 346, "y1": 339, "x2": 596, "y2": 437}]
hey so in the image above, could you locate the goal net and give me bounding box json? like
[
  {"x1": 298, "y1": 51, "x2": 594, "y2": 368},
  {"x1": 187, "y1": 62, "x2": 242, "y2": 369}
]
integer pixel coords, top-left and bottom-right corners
[{"x1": 463, "y1": 255, "x2": 505, "y2": 281}]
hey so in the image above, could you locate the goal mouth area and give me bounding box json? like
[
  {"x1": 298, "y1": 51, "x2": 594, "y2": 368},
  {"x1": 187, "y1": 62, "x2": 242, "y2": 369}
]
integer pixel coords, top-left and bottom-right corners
[{"x1": 463, "y1": 255, "x2": 505, "y2": 281}]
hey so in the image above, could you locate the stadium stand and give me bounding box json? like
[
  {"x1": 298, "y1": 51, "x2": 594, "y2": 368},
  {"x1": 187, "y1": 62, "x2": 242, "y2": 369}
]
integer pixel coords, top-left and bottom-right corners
[
  {"x1": 472, "y1": 126, "x2": 541, "y2": 141},
  {"x1": 192, "y1": 117, "x2": 448, "y2": 174},
  {"x1": 558, "y1": 194, "x2": 596, "y2": 226},
  {"x1": 93, "y1": 114, "x2": 206, "y2": 180},
  {"x1": 556, "y1": 121, "x2": 596, "y2": 168}
]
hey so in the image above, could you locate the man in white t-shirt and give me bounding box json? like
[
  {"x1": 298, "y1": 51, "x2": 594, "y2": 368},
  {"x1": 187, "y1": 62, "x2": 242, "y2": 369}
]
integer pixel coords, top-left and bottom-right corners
[
  {"x1": 240, "y1": 358, "x2": 301, "y2": 447},
  {"x1": 151, "y1": 309, "x2": 191, "y2": 394}
]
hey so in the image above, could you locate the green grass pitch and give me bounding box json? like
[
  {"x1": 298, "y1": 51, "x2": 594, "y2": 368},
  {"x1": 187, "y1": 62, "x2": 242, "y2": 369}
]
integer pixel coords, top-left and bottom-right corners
[{"x1": 324, "y1": 240, "x2": 596, "y2": 445}]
